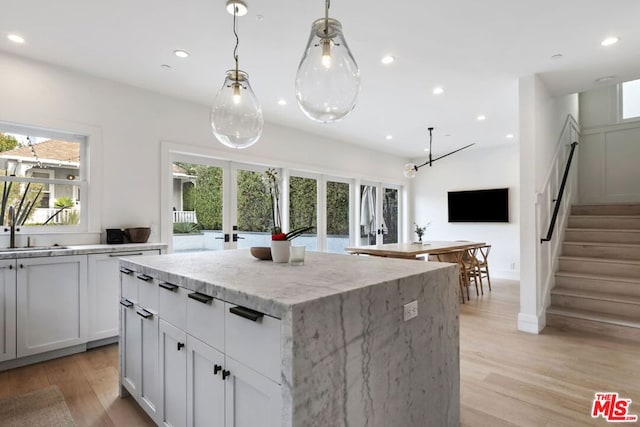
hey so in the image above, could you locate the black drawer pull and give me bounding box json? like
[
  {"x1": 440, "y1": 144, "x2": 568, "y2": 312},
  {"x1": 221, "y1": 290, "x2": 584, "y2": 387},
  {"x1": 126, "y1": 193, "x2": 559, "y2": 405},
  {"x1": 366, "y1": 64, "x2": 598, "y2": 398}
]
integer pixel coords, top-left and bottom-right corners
[
  {"x1": 136, "y1": 309, "x2": 152, "y2": 319},
  {"x1": 120, "y1": 268, "x2": 133, "y2": 275},
  {"x1": 229, "y1": 306, "x2": 264, "y2": 322},
  {"x1": 177, "y1": 342, "x2": 185, "y2": 351},
  {"x1": 137, "y1": 274, "x2": 152, "y2": 282},
  {"x1": 159, "y1": 282, "x2": 178, "y2": 292},
  {"x1": 214, "y1": 364, "x2": 222, "y2": 375},
  {"x1": 222, "y1": 370, "x2": 231, "y2": 380},
  {"x1": 111, "y1": 253, "x2": 143, "y2": 258},
  {"x1": 188, "y1": 292, "x2": 213, "y2": 304},
  {"x1": 120, "y1": 298, "x2": 133, "y2": 308}
]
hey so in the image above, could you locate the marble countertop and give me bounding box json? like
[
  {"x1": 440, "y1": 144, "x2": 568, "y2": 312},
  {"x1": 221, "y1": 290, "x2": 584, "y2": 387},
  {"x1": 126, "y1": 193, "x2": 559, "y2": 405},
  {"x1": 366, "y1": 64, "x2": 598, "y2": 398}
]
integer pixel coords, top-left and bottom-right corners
[
  {"x1": 0, "y1": 242, "x2": 167, "y2": 259},
  {"x1": 120, "y1": 249, "x2": 455, "y2": 318}
]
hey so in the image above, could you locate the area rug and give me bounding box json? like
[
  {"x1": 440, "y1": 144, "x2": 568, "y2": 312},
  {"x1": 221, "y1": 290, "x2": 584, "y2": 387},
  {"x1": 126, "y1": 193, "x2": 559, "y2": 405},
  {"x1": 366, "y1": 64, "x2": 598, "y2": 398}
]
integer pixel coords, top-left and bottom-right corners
[{"x1": 0, "y1": 385, "x2": 75, "y2": 427}]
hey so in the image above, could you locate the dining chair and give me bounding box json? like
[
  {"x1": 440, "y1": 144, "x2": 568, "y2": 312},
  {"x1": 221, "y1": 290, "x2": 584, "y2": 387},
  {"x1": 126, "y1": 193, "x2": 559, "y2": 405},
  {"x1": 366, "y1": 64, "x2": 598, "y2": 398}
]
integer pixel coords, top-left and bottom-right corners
[
  {"x1": 461, "y1": 246, "x2": 483, "y2": 296},
  {"x1": 428, "y1": 249, "x2": 470, "y2": 303},
  {"x1": 474, "y1": 245, "x2": 492, "y2": 291}
]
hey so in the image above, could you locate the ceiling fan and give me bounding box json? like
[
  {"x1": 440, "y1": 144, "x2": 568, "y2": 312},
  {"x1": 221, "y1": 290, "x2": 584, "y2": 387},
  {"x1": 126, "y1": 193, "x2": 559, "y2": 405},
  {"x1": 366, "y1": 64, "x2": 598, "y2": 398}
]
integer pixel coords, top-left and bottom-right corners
[{"x1": 403, "y1": 127, "x2": 475, "y2": 178}]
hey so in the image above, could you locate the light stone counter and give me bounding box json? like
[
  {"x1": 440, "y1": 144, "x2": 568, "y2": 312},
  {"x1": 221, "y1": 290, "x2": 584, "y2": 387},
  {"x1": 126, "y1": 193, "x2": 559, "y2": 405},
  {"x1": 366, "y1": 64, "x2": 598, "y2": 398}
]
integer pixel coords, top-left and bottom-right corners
[
  {"x1": 0, "y1": 242, "x2": 166, "y2": 259},
  {"x1": 121, "y1": 249, "x2": 460, "y2": 427}
]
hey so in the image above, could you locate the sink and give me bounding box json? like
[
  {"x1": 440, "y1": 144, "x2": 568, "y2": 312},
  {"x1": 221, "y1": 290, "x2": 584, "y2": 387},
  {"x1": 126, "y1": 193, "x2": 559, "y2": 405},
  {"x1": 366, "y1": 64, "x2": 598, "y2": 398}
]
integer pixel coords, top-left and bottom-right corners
[{"x1": 0, "y1": 245, "x2": 69, "y2": 252}]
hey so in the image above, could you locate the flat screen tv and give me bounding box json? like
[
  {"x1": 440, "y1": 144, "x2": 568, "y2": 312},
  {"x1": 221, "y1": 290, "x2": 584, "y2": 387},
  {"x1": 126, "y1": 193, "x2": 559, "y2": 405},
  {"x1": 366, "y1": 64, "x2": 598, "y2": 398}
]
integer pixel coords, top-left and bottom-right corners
[{"x1": 448, "y1": 188, "x2": 509, "y2": 223}]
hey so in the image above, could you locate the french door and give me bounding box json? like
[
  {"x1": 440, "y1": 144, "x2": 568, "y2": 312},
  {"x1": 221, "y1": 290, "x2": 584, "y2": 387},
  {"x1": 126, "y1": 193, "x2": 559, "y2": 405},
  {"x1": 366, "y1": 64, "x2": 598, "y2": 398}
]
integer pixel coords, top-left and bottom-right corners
[
  {"x1": 171, "y1": 156, "x2": 272, "y2": 253},
  {"x1": 358, "y1": 182, "x2": 400, "y2": 245}
]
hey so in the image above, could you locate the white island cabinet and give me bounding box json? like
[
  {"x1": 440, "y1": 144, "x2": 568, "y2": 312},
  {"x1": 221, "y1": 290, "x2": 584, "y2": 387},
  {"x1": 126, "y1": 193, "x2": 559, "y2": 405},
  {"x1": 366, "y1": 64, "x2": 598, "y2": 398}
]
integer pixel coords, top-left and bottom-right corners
[
  {"x1": 0, "y1": 260, "x2": 16, "y2": 362},
  {"x1": 120, "y1": 250, "x2": 460, "y2": 427}
]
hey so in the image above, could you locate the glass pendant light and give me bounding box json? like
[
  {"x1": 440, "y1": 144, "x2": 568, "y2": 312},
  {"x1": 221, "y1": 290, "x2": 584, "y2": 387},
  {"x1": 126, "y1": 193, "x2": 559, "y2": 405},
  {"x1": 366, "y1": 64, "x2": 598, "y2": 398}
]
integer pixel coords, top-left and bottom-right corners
[
  {"x1": 211, "y1": 0, "x2": 263, "y2": 149},
  {"x1": 295, "y1": 0, "x2": 360, "y2": 123}
]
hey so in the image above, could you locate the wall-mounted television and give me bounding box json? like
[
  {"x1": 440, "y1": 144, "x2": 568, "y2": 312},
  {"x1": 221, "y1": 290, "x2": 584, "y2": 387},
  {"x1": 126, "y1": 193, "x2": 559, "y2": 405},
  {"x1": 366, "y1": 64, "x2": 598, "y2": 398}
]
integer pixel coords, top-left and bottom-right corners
[{"x1": 448, "y1": 188, "x2": 509, "y2": 223}]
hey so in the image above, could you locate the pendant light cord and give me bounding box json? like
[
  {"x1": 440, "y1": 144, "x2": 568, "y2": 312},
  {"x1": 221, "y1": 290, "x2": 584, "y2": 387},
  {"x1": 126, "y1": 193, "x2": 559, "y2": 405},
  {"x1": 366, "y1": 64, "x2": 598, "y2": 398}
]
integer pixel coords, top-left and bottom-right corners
[
  {"x1": 233, "y1": 5, "x2": 239, "y2": 79},
  {"x1": 324, "y1": 0, "x2": 330, "y2": 35}
]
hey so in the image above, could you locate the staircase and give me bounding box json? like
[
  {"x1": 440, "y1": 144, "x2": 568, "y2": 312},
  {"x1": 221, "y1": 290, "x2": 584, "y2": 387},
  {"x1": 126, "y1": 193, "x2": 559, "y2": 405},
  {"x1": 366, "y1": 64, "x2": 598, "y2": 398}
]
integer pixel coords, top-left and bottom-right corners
[{"x1": 546, "y1": 203, "x2": 640, "y2": 341}]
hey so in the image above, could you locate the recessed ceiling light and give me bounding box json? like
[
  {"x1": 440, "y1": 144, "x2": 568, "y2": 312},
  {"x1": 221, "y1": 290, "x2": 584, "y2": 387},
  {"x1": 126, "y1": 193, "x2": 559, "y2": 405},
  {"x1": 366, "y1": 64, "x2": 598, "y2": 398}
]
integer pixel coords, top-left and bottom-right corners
[
  {"x1": 226, "y1": 0, "x2": 248, "y2": 16},
  {"x1": 423, "y1": 148, "x2": 430, "y2": 152},
  {"x1": 256, "y1": 14, "x2": 264, "y2": 21},
  {"x1": 477, "y1": 115, "x2": 486, "y2": 121},
  {"x1": 277, "y1": 98, "x2": 287, "y2": 106},
  {"x1": 433, "y1": 87, "x2": 444, "y2": 95},
  {"x1": 506, "y1": 134, "x2": 514, "y2": 139},
  {"x1": 161, "y1": 64, "x2": 172, "y2": 69},
  {"x1": 174, "y1": 50, "x2": 189, "y2": 58},
  {"x1": 7, "y1": 34, "x2": 25, "y2": 44},
  {"x1": 595, "y1": 75, "x2": 615, "y2": 84},
  {"x1": 601, "y1": 37, "x2": 619, "y2": 47},
  {"x1": 381, "y1": 55, "x2": 395, "y2": 65},
  {"x1": 386, "y1": 135, "x2": 393, "y2": 140},
  {"x1": 444, "y1": 134, "x2": 451, "y2": 137},
  {"x1": 551, "y1": 53, "x2": 563, "y2": 60}
]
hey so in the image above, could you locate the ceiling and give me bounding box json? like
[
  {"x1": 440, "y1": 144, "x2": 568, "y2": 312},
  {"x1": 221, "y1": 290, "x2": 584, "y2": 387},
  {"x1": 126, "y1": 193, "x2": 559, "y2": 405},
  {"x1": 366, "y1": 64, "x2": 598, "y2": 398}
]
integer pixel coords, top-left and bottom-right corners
[{"x1": 2, "y1": 0, "x2": 640, "y2": 158}]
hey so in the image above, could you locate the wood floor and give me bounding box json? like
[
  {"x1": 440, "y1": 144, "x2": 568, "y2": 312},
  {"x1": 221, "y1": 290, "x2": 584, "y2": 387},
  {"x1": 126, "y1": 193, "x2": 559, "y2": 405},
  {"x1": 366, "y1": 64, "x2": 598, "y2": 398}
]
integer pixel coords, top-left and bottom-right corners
[{"x1": 0, "y1": 278, "x2": 637, "y2": 426}]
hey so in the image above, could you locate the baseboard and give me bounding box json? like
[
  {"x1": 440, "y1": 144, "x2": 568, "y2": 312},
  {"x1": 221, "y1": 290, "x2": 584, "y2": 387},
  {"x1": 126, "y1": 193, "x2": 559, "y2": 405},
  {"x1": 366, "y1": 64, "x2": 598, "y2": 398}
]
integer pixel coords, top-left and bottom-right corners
[
  {"x1": 518, "y1": 312, "x2": 546, "y2": 334},
  {"x1": 87, "y1": 336, "x2": 118, "y2": 349},
  {"x1": 0, "y1": 344, "x2": 87, "y2": 372}
]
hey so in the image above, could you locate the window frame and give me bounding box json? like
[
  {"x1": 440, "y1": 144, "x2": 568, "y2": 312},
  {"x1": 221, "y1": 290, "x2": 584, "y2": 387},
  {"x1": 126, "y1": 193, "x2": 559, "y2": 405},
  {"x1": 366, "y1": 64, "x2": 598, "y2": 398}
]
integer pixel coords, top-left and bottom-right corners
[
  {"x1": 619, "y1": 79, "x2": 640, "y2": 123},
  {"x1": 0, "y1": 122, "x2": 88, "y2": 233}
]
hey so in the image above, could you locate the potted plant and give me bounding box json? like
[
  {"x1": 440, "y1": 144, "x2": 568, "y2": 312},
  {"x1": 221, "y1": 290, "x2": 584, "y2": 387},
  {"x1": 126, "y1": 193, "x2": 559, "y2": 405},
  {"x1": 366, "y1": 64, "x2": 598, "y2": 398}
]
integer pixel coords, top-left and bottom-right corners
[
  {"x1": 263, "y1": 168, "x2": 314, "y2": 262},
  {"x1": 414, "y1": 222, "x2": 431, "y2": 243}
]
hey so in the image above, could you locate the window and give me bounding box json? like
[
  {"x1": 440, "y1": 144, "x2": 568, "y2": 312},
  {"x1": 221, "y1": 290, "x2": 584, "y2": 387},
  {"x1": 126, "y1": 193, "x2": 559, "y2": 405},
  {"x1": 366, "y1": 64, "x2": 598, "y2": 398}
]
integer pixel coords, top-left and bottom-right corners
[
  {"x1": 0, "y1": 124, "x2": 85, "y2": 229},
  {"x1": 622, "y1": 78, "x2": 640, "y2": 120}
]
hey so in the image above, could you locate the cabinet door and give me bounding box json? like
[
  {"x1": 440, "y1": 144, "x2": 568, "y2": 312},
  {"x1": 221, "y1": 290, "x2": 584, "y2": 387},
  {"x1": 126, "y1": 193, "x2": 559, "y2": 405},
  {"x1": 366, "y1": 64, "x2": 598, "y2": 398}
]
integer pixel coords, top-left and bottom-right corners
[
  {"x1": 88, "y1": 250, "x2": 160, "y2": 341},
  {"x1": 0, "y1": 260, "x2": 16, "y2": 362},
  {"x1": 224, "y1": 356, "x2": 281, "y2": 427},
  {"x1": 187, "y1": 335, "x2": 225, "y2": 427},
  {"x1": 138, "y1": 306, "x2": 160, "y2": 423},
  {"x1": 16, "y1": 255, "x2": 88, "y2": 357},
  {"x1": 159, "y1": 319, "x2": 187, "y2": 427},
  {"x1": 120, "y1": 298, "x2": 141, "y2": 396}
]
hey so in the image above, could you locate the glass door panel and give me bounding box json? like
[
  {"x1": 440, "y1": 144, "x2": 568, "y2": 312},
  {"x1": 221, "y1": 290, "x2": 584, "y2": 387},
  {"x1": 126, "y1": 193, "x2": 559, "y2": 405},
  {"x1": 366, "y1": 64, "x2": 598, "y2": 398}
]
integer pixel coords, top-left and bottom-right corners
[
  {"x1": 359, "y1": 184, "x2": 377, "y2": 245},
  {"x1": 382, "y1": 187, "x2": 399, "y2": 244},
  {"x1": 289, "y1": 176, "x2": 317, "y2": 251},
  {"x1": 235, "y1": 168, "x2": 272, "y2": 249},
  {"x1": 326, "y1": 181, "x2": 350, "y2": 253},
  {"x1": 171, "y1": 162, "x2": 224, "y2": 253}
]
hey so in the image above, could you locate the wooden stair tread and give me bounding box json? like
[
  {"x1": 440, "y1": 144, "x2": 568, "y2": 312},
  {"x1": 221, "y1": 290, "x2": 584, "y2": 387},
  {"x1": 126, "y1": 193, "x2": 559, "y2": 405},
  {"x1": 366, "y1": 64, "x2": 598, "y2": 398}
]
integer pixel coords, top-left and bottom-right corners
[
  {"x1": 559, "y1": 255, "x2": 640, "y2": 265},
  {"x1": 555, "y1": 271, "x2": 640, "y2": 285},
  {"x1": 566, "y1": 227, "x2": 640, "y2": 233},
  {"x1": 570, "y1": 214, "x2": 640, "y2": 219},
  {"x1": 551, "y1": 287, "x2": 640, "y2": 305},
  {"x1": 547, "y1": 307, "x2": 640, "y2": 329},
  {"x1": 563, "y1": 241, "x2": 640, "y2": 248}
]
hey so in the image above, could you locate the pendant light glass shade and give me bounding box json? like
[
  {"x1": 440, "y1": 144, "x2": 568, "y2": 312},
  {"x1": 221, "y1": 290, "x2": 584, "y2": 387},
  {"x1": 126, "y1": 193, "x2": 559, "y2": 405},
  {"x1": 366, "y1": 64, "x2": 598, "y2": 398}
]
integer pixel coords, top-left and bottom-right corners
[
  {"x1": 295, "y1": 18, "x2": 360, "y2": 123},
  {"x1": 403, "y1": 163, "x2": 418, "y2": 178},
  {"x1": 211, "y1": 70, "x2": 264, "y2": 149}
]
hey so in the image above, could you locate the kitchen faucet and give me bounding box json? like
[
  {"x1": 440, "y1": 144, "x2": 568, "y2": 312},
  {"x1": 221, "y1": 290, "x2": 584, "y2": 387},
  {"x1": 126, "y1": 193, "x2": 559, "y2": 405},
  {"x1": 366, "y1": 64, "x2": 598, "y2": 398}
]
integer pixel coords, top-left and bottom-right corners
[{"x1": 8, "y1": 205, "x2": 17, "y2": 249}]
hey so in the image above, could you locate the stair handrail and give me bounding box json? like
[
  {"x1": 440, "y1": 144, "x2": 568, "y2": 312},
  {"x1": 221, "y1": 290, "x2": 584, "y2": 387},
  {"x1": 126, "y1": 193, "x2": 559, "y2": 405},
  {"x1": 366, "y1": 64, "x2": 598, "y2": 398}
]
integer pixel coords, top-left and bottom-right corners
[{"x1": 540, "y1": 141, "x2": 579, "y2": 243}]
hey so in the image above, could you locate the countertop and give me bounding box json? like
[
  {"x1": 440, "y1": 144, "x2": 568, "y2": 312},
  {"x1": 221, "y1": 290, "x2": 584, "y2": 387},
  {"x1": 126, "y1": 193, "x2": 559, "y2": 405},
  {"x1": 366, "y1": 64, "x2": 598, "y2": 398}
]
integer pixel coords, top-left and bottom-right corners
[
  {"x1": 120, "y1": 249, "x2": 454, "y2": 319},
  {"x1": 0, "y1": 242, "x2": 167, "y2": 260}
]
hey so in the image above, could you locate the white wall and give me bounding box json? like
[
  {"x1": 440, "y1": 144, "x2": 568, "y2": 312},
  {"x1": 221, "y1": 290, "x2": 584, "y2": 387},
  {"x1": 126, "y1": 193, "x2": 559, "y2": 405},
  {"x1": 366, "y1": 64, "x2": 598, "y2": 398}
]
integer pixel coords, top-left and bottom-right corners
[
  {"x1": 410, "y1": 145, "x2": 520, "y2": 280},
  {"x1": 518, "y1": 74, "x2": 579, "y2": 334},
  {"x1": 0, "y1": 51, "x2": 407, "y2": 246},
  {"x1": 579, "y1": 84, "x2": 640, "y2": 203}
]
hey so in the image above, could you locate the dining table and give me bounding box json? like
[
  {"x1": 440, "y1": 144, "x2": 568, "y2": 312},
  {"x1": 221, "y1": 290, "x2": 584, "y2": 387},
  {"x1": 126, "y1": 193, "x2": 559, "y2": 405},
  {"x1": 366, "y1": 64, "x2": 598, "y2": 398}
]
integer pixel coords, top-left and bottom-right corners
[{"x1": 345, "y1": 241, "x2": 486, "y2": 260}]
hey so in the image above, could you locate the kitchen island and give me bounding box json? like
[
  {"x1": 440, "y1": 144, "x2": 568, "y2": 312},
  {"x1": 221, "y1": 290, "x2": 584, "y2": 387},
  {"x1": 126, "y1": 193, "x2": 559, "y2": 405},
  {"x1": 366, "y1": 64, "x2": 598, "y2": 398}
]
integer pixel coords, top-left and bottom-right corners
[{"x1": 119, "y1": 250, "x2": 460, "y2": 427}]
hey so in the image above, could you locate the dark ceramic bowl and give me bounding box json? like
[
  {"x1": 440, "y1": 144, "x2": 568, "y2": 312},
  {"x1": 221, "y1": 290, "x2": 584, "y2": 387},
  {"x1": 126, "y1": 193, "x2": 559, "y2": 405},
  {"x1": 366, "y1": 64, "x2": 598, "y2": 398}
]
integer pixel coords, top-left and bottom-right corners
[{"x1": 124, "y1": 227, "x2": 151, "y2": 243}]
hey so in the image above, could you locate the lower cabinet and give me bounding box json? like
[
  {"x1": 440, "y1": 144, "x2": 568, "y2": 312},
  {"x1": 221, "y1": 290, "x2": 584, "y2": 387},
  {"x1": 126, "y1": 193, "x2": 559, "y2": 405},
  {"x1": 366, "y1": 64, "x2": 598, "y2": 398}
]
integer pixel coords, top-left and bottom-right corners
[
  {"x1": 0, "y1": 260, "x2": 16, "y2": 363},
  {"x1": 88, "y1": 250, "x2": 161, "y2": 341},
  {"x1": 120, "y1": 299, "x2": 160, "y2": 423},
  {"x1": 121, "y1": 267, "x2": 282, "y2": 427},
  {"x1": 16, "y1": 255, "x2": 87, "y2": 357}
]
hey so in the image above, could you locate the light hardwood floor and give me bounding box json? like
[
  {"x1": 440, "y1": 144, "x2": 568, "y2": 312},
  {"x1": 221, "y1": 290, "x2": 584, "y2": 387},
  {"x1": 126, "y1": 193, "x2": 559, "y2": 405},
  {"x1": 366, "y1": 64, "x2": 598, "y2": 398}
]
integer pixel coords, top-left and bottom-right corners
[{"x1": 0, "y1": 279, "x2": 637, "y2": 426}]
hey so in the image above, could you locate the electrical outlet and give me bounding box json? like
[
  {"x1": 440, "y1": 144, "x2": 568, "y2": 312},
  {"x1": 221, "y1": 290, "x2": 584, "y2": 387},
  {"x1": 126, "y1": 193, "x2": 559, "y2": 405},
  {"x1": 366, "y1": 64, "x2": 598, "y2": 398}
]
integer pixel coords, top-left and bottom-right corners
[
  {"x1": 510, "y1": 262, "x2": 516, "y2": 270},
  {"x1": 403, "y1": 300, "x2": 418, "y2": 321}
]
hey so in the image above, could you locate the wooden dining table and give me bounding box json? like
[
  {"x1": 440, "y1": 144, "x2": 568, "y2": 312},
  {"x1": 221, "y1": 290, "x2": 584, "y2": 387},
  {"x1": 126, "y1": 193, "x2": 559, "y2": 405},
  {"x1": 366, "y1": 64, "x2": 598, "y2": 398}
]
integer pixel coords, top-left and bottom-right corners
[{"x1": 345, "y1": 241, "x2": 486, "y2": 260}]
